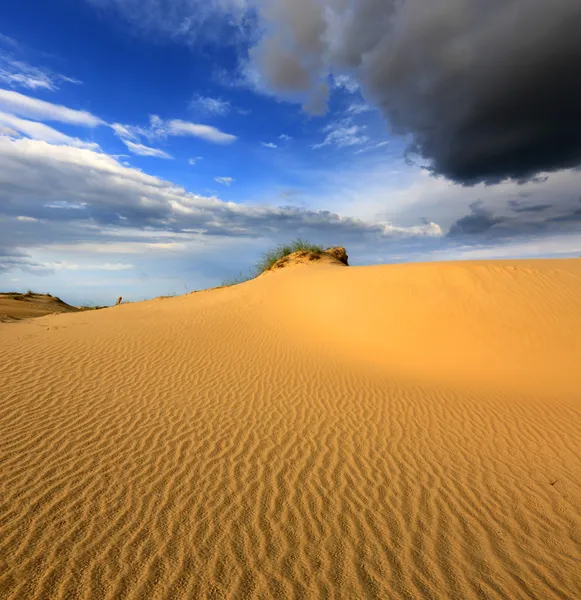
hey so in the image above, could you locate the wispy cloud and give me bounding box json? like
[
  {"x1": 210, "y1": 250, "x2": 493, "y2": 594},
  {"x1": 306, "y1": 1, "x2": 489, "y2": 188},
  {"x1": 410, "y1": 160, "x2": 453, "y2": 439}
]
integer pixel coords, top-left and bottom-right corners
[
  {"x1": 122, "y1": 139, "x2": 173, "y2": 159},
  {"x1": 84, "y1": 0, "x2": 253, "y2": 45},
  {"x1": 0, "y1": 34, "x2": 20, "y2": 49},
  {"x1": 112, "y1": 115, "x2": 237, "y2": 145},
  {"x1": 333, "y1": 74, "x2": 359, "y2": 94},
  {"x1": 313, "y1": 119, "x2": 369, "y2": 149},
  {"x1": 278, "y1": 134, "x2": 291, "y2": 141},
  {"x1": 346, "y1": 102, "x2": 372, "y2": 115},
  {"x1": 0, "y1": 89, "x2": 102, "y2": 126},
  {"x1": 189, "y1": 156, "x2": 203, "y2": 166},
  {"x1": 0, "y1": 53, "x2": 81, "y2": 92},
  {"x1": 214, "y1": 176, "x2": 235, "y2": 186},
  {"x1": 167, "y1": 119, "x2": 237, "y2": 144},
  {"x1": 190, "y1": 94, "x2": 231, "y2": 116},
  {"x1": 0, "y1": 111, "x2": 99, "y2": 149},
  {"x1": 261, "y1": 141, "x2": 277, "y2": 149},
  {"x1": 354, "y1": 141, "x2": 390, "y2": 155},
  {"x1": 47, "y1": 261, "x2": 135, "y2": 271}
]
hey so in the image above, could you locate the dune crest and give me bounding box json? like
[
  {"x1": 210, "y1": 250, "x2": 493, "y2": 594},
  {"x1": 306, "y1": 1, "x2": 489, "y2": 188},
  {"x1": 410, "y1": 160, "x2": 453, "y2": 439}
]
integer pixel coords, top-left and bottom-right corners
[
  {"x1": 0, "y1": 292, "x2": 79, "y2": 322},
  {"x1": 1, "y1": 259, "x2": 581, "y2": 599},
  {"x1": 263, "y1": 245, "x2": 349, "y2": 273}
]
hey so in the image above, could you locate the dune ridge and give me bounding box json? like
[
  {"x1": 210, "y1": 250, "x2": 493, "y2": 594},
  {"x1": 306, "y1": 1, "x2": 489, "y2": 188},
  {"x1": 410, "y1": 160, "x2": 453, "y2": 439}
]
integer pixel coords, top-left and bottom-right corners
[{"x1": 1, "y1": 259, "x2": 581, "y2": 599}]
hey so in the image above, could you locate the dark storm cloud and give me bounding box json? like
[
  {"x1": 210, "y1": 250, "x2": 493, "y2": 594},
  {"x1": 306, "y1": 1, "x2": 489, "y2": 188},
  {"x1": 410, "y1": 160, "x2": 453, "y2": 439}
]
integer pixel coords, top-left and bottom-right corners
[
  {"x1": 448, "y1": 201, "x2": 505, "y2": 237},
  {"x1": 508, "y1": 201, "x2": 551, "y2": 214},
  {"x1": 448, "y1": 191, "x2": 581, "y2": 239},
  {"x1": 252, "y1": 0, "x2": 581, "y2": 184}
]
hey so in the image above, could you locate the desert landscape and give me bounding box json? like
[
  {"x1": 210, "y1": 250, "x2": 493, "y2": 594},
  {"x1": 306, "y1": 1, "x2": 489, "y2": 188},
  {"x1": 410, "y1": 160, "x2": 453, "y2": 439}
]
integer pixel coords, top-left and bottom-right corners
[{"x1": 1, "y1": 253, "x2": 581, "y2": 599}]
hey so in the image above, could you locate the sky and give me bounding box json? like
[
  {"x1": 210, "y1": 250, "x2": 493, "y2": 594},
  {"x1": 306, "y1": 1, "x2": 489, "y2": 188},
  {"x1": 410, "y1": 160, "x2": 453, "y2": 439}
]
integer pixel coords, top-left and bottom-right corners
[{"x1": 1, "y1": 0, "x2": 581, "y2": 305}]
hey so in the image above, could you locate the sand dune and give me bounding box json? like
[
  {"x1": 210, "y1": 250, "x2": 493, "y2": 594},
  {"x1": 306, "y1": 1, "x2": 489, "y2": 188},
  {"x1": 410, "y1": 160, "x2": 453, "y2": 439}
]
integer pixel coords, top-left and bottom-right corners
[
  {"x1": 0, "y1": 292, "x2": 79, "y2": 322},
  {"x1": 1, "y1": 259, "x2": 581, "y2": 599}
]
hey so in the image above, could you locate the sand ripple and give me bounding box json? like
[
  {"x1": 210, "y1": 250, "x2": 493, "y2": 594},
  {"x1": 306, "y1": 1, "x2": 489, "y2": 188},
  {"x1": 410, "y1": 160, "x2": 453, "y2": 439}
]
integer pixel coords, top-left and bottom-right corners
[{"x1": 1, "y1": 259, "x2": 581, "y2": 599}]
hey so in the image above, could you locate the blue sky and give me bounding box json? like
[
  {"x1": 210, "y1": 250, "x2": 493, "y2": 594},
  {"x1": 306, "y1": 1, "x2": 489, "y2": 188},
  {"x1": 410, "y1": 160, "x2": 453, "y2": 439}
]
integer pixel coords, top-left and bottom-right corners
[{"x1": 1, "y1": 0, "x2": 580, "y2": 305}]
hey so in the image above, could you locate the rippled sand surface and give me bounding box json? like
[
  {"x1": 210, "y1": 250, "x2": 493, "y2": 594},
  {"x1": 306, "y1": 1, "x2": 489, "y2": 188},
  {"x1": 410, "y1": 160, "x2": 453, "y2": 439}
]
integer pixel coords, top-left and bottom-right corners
[{"x1": 1, "y1": 259, "x2": 581, "y2": 599}]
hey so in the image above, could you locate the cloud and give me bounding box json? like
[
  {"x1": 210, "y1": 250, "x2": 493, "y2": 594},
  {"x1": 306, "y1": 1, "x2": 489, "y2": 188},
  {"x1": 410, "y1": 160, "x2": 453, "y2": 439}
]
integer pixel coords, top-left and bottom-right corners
[
  {"x1": 85, "y1": 0, "x2": 253, "y2": 44},
  {"x1": 0, "y1": 52, "x2": 81, "y2": 91},
  {"x1": 112, "y1": 115, "x2": 237, "y2": 148},
  {"x1": 261, "y1": 142, "x2": 277, "y2": 149},
  {"x1": 47, "y1": 261, "x2": 135, "y2": 271},
  {"x1": 122, "y1": 139, "x2": 173, "y2": 159},
  {"x1": 214, "y1": 176, "x2": 234, "y2": 186},
  {"x1": 313, "y1": 119, "x2": 369, "y2": 149},
  {"x1": 0, "y1": 34, "x2": 20, "y2": 49},
  {"x1": 0, "y1": 111, "x2": 99, "y2": 149},
  {"x1": 190, "y1": 94, "x2": 231, "y2": 116},
  {"x1": 346, "y1": 102, "x2": 372, "y2": 115},
  {"x1": 508, "y1": 200, "x2": 552, "y2": 214},
  {"x1": 247, "y1": 0, "x2": 581, "y2": 185},
  {"x1": 0, "y1": 89, "x2": 102, "y2": 126},
  {"x1": 167, "y1": 119, "x2": 237, "y2": 144},
  {"x1": 0, "y1": 137, "x2": 440, "y2": 262},
  {"x1": 333, "y1": 74, "x2": 359, "y2": 94},
  {"x1": 448, "y1": 201, "x2": 505, "y2": 237},
  {"x1": 189, "y1": 156, "x2": 203, "y2": 165},
  {"x1": 279, "y1": 134, "x2": 291, "y2": 141}
]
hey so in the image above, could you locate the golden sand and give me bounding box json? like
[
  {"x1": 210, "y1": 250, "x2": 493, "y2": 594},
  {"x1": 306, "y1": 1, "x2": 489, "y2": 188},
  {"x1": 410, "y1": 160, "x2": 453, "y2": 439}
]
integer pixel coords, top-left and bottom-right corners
[
  {"x1": 1, "y1": 259, "x2": 581, "y2": 599},
  {"x1": 0, "y1": 292, "x2": 78, "y2": 322}
]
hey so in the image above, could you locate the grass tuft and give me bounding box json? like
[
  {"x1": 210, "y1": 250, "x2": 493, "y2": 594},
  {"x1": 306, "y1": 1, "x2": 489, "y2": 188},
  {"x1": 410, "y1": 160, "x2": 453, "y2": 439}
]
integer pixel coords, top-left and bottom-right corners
[
  {"x1": 220, "y1": 239, "x2": 327, "y2": 288},
  {"x1": 255, "y1": 238, "x2": 324, "y2": 274},
  {"x1": 221, "y1": 268, "x2": 256, "y2": 287}
]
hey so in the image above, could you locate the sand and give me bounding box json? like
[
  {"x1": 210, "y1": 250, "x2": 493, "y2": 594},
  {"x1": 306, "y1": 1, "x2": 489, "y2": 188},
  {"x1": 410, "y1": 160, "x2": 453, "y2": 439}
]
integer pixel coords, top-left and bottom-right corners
[
  {"x1": 0, "y1": 292, "x2": 79, "y2": 322},
  {"x1": 1, "y1": 258, "x2": 581, "y2": 599}
]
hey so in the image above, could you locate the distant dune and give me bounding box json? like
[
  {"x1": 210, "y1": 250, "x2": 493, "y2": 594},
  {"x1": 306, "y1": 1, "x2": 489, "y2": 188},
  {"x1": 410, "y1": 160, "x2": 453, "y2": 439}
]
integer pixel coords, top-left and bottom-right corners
[
  {"x1": 0, "y1": 292, "x2": 79, "y2": 322},
  {"x1": 1, "y1": 259, "x2": 581, "y2": 599}
]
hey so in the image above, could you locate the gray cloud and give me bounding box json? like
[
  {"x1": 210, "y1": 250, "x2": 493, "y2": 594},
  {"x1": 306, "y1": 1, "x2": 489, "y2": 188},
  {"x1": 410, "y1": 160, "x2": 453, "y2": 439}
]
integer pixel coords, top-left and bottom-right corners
[
  {"x1": 508, "y1": 200, "x2": 551, "y2": 214},
  {"x1": 249, "y1": 0, "x2": 581, "y2": 185},
  {"x1": 0, "y1": 136, "x2": 440, "y2": 263},
  {"x1": 448, "y1": 201, "x2": 505, "y2": 237}
]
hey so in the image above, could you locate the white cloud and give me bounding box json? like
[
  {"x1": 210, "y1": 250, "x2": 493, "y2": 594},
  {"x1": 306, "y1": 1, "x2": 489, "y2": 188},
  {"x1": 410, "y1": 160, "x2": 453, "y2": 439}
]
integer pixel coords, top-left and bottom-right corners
[
  {"x1": 0, "y1": 125, "x2": 19, "y2": 137},
  {"x1": 214, "y1": 176, "x2": 235, "y2": 186},
  {"x1": 84, "y1": 0, "x2": 252, "y2": 44},
  {"x1": 279, "y1": 134, "x2": 291, "y2": 141},
  {"x1": 261, "y1": 141, "x2": 277, "y2": 148},
  {"x1": 0, "y1": 34, "x2": 20, "y2": 49},
  {"x1": 354, "y1": 141, "x2": 390, "y2": 155},
  {"x1": 333, "y1": 75, "x2": 359, "y2": 94},
  {"x1": 122, "y1": 139, "x2": 173, "y2": 159},
  {"x1": 112, "y1": 116, "x2": 237, "y2": 146},
  {"x1": 0, "y1": 111, "x2": 99, "y2": 149},
  {"x1": 346, "y1": 102, "x2": 372, "y2": 115},
  {"x1": 190, "y1": 94, "x2": 231, "y2": 116},
  {"x1": 0, "y1": 136, "x2": 444, "y2": 283},
  {"x1": 0, "y1": 89, "x2": 102, "y2": 126},
  {"x1": 16, "y1": 216, "x2": 39, "y2": 222},
  {"x1": 47, "y1": 261, "x2": 135, "y2": 271},
  {"x1": 167, "y1": 119, "x2": 237, "y2": 144},
  {"x1": 0, "y1": 53, "x2": 81, "y2": 92},
  {"x1": 111, "y1": 122, "x2": 138, "y2": 140},
  {"x1": 189, "y1": 156, "x2": 203, "y2": 165},
  {"x1": 313, "y1": 119, "x2": 369, "y2": 149}
]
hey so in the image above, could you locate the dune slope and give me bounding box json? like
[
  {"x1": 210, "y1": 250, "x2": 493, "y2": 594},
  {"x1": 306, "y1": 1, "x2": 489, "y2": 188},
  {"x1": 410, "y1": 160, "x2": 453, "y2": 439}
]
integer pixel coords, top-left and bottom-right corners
[
  {"x1": 0, "y1": 292, "x2": 79, "y2": 322},
  {"x1": 1, "y1": 259, "x2": 581, "y2": 599}
]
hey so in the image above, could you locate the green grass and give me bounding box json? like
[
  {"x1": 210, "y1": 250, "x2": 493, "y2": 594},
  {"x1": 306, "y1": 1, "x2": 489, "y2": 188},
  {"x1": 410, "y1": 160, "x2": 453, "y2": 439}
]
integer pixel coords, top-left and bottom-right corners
[
  {"x1": 221, "y1": 268, "x2": 257, "y2": 287},
  {"x1": 220, "y1": 239, "x2": 326, "y2": 287},
  {"x1": 255, "y1": 238, "x2": 324, "y2": 274}
]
